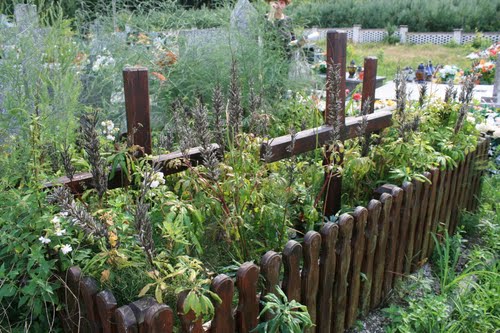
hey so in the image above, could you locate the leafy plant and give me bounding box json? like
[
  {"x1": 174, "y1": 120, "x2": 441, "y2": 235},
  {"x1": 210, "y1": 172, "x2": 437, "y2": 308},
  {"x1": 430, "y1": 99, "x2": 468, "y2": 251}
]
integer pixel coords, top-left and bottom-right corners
[{"x1": 254, "y1": 286, "x2": 313, "y2": 333}]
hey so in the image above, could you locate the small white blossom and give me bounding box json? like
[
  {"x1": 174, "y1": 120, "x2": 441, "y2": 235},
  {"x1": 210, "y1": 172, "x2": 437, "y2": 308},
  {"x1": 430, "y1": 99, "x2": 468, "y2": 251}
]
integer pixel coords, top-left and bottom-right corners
[
  {"x1": 149, "y1": 171, "x2": 165, "y2": 188},
  {"x1": 492, "y1": 129, "x2": 500, "y2": 138},
  {"x1": 55, "y1": 229, "x2": 66, "y2": 237},
  {"x1": 39, "y1": 236, "x2": 51, "y2": 244},
  {"x1": 61, "y1": 244, "x2": 73, "y2": 254},
  {"x1": 51, "y1": 216, "x2": 61, "y2": 224},
  {"x1": 106, "y1": 134, "x2": 115, "y2": 141},
  {"x1": 59, "y1": 211, "x2": 69, "y2": 217}
]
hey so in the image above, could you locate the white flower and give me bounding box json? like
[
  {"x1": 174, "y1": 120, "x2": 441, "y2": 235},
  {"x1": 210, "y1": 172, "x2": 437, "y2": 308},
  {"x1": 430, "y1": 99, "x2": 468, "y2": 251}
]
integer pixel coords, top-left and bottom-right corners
[
  {"x1": 150, "y1": 180, "x2": 160, "y2": 188},
  {"x1": 59, "y1": 211, "x2": 69, "y2": 217},
  {"x1": 476, "y1": 123, "x2": 490, "y2": 132},
  {"x1": 106, "y1": 134, "x2": 115, "y2": 141},
  {"x1": 39, "y1": 236, "x2": 51, "y2": 244},
  {"x1": 149, "y1": 171, "x2": 165, "y2": 188},
  {"x1": 55, "y1": 229, "x2": 66, "y2": 237},
  {"x1": 51, "y1": 216, "x2": 61, "y2": 224},
  {"x1": 492, "y1": 129, "x2": 500, "y2": 138},
  {"x1": 61, "y1": 244, "x2": 72, "y2": 254}
]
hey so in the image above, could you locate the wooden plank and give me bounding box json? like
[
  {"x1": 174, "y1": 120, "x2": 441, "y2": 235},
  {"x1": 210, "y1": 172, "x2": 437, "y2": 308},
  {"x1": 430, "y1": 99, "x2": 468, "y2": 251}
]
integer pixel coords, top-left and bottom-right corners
[
  {"x1": 260, "y1": 250, "x2": 282, "y2": 322},
  {"x1": 301, "y1": 231, "x2": 321, "y2": 332},
  {"x1": 460, "y1": 150, "x2": 474, "y2": 214},
  {"x1": 361, "y1": 57, "x2": 378, "y2": 115},
  {"x1": 129, "y1": 297, "x2": 159, "y2": 333},
  {"x1": 394, "y1": 182, "x2": 413, "y2": 285},
  {"x1": 115, "y1": 305, "x2": 138, "y2": 333},
  {"x1": 325, "y1": 30, "x2": 347, "y2": 125},
  {"x1": 44, "y1": 144, "x2": 220, "y2": 193},
  {"x1": 260, "y1": 111, "x2": 392, "y2": 162},
  {"x1": 316, "y1": 222, "x2": 339, "y2": 333},
  {"x1": 427, "y1": 168, "x2": 447, "y2": 258},
  {"x1": 79, "y1": 276, "x2": 101, "y2": 332},
  {"x1": 406, "y1": 180, "x2": 422, "y2": 273},
  {"x1": 383, "y1": 186, "x2": 403, "y2": 295},
  {"x1": 466, "y1": 147, "x2": 479, "y2": 211},
  {"x1": 345, "y1": 207, "x2": 368, "y2": 328},
  {"x1": 331, "y1": 214, "x2": 354, "y2": 333},
  {"x1": 370, "y1": 193, "x2": 392, "y2": 308},
  {"x1": 413, "y1": 173, "x2": 431, "y2": 267},
  {"x1": 177, "y1": 291, "x2": 204, "y2": 333},
  {"x1": 96, "y1": 290, "x2": 118, "y2": 333},
  {"x1": 65, "y1": 267, "x2": 82, "y2": 333},
  {"x1": 283, "y1": 240, "x2": 302, "y2": 302},
  {"x1": 438, "y1": 167, "x2": 453, "y2": 236},
  {"x1": 323, "y1": 30, "x2": 348, "y2": 216},
  {"x1": 449, "y1": 159, "x2": 467, "y2": 235},
  {"x1": 359, "y1": 200, "x2": 381, "y2": 317},
  {"x1": 235, "y1": 262, "x2": 260, "y2": 333},
  {"x1": 444, "y1": 166, "x2": 460, "y2": 233},
  {"x1": 123, "y1": 67, "x2": 152, "y2": 155},
  {"x1": 421, "y1": 168, "x2": 439, "y2": 261},
  {"x1": 144, "y1": 303, "x2": 174, "y2": 333},
  {"x1": 210, "y1": 274, "x2": 235, "y2": 333}
]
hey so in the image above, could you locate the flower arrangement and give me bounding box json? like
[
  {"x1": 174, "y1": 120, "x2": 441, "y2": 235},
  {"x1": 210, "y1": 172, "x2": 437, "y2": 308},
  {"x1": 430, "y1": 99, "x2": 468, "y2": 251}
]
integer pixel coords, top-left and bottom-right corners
[
  {"x1": 437, "y1": 65, "x2": 461, "y2": 83},
  {"x1": 474, "y1": 60, "x2": 496, "y2": 85},
  {"x1": 466, "y1": 42, "x2": 500, "y2": 61}
]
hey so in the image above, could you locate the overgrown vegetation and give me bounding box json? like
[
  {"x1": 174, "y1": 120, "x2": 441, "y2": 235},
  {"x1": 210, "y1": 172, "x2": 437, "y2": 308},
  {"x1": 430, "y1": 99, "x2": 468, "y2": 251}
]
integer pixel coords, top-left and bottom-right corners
[{"x1": 0, "y1": 2, "x2": 496, "y2": 332}]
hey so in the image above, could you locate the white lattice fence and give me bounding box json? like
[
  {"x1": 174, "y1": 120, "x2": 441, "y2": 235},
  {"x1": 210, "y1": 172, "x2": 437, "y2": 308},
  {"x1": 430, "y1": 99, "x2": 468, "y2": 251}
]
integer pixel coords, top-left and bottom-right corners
[
  {"x1": 304, "y1": 28, "x2": 353, "y2": 41},
  {"x1": 360, "y1": 29, "x2": 387, "y2": 43},
  {"x1": 407, "y1": 33, "x2": 453, "y2": 44}
]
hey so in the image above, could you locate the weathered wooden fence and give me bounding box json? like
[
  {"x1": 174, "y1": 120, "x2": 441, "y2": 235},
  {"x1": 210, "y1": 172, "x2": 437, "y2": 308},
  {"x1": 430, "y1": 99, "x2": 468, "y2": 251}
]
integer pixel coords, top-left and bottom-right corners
[
  {"x1": 58, "y1": 138, "x2": 489, "y2": 333},
  {"x1": 49, "y1": 30, "x2": 491, "y2": 332}
]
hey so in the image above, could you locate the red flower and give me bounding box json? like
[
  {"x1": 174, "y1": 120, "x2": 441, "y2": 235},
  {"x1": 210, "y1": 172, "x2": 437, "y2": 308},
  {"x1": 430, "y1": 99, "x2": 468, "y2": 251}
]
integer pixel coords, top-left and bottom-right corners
[{"x1": 353, "y1": 93, "x2": 362, "y2": 101}]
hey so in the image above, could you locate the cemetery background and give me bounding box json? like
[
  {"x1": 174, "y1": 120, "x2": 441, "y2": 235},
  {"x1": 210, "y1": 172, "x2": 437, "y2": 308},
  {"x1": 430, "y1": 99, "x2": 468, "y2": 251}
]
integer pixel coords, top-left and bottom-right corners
[{"x1": 0, "y1": 1, "x2": 499, "y2": 332}]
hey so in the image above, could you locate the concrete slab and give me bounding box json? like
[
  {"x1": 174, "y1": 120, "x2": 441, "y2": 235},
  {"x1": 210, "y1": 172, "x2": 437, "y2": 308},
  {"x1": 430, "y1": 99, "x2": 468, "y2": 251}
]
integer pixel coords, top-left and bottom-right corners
[{"x1": 375, "y1": 81, "x2": 494, "y2": 102}]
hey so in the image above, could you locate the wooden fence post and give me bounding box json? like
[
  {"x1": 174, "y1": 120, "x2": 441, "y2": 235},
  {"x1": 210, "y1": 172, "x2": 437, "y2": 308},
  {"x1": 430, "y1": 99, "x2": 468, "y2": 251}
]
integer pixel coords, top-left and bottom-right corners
[
  {"x1": 323, "y1": 30, "x2": 347, "y2": 217},
  {"x1": 144, "y1": 303, "x2": 174, "y2": 333},
  {"x1": 361, "y1": 57, "x2": 378, "y2": 114},
  {"x1": 123, "y1": 67, "x2": 152, "y2": 155},
  {"x1": 177, "y1": 292, "x2": 204, "y2": 333},
  {"x1": 96, "y1": 290, "x2": 118, "y2": 333},
  {"x1": 383, "y1": 186, "x2": 403, "y2": 295}
]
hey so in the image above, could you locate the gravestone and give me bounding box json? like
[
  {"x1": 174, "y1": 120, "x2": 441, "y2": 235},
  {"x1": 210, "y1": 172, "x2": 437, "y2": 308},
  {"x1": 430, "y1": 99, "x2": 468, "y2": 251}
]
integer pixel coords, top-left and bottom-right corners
[{"x1": 230, "y1": 0, "x2": 258, "y2": 36}]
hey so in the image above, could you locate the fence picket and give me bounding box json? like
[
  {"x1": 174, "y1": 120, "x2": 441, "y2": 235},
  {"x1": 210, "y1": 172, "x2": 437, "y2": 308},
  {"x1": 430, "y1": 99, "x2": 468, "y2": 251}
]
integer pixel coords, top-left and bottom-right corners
[
  {"x1": 80, "y1": 276, "x2": 101, "y2": 332},
  {"x1": 359, "y1": 200, "x2": 381, "y2": 316},
  {"x1": 210, "y1": 274, "x2": 235, "y2": 333},
  {"x1": 301, "y1": 231, "x2": 321, "y2": 332},
  {"x1": 421, "y1": 168, "x2": 439, "y2": 260},
  {"x1": 444, "y1": 167, "x2": 460, "y2": 232},
  {"x1": 383, "y1": 186, "x2": 403, "y2": 295},
  {"x1": 370, "y1": 193, "x2": 392, "y2": 308},
  {"x1": 332, "y1": 214, "x2": 354, "y2": 333},
  {"x1": 96, "y1": 290, "x2": 118, "y2": 333},
  {"x1": 65, "y1": 267, "x2": 82, "y2": 332},
  {"x1": 414, "y1": 172, "x2": 431, "y2": 264},
  {"x1": 427, "y1": 168, "x2": 447, "y2": 257},
  {"x1": 236, "y1": 263, "x2": 260, "y2": 333},
  {"x1": 283, "y1": 240, "x2": 303, "y2": 302},
  {"x1": 406, "y1": 180, "x2": 422, "y2": 273},
  {"x1": 438, "y1": 167, "x2": 453, "y2": 236},
  {"x1": 345, "y1": 207, "x2": 368, "y2": 328},
  {"x1": 115, "y1": 305, "x2": 138, "y2": 333},
  {"x1": 394, "y1": 182, "x2": 413, "y2": 285},
  {"x1": 144, "y1": 303, "x2": 174, "y2": 333},
  {"x1": 316, "y1": 222, "x2": 339, "y2": 333},
  {"x1": 260, "y1": 251, "x2": 282, "y2": 322},
  {"x1": 177, "y1": 291, "x2": 204, "y2": 333},
  {"x1": 449, "y1": 159, "x2": 466, "y2": 235}
]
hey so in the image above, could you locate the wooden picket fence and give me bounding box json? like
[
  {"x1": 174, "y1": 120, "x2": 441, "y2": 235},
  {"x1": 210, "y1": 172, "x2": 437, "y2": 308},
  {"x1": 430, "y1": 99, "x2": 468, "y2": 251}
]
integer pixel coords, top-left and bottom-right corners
[
  {"x1": 58, "y1": 139, "x2": 489, "y2": 333},
  {"x1": 48, "y1": 29, "x2": 491, "y2": 332}
]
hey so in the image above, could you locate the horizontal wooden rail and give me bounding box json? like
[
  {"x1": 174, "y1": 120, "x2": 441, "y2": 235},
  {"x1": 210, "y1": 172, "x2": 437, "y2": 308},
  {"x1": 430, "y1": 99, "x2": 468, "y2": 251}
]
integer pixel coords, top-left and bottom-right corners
[
  {"x1": 261, "y1": 110, "x2": 392, "y2": 162},
  {"x1": 44, "y1": 144, "x2": 220, "y2": 192}
]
